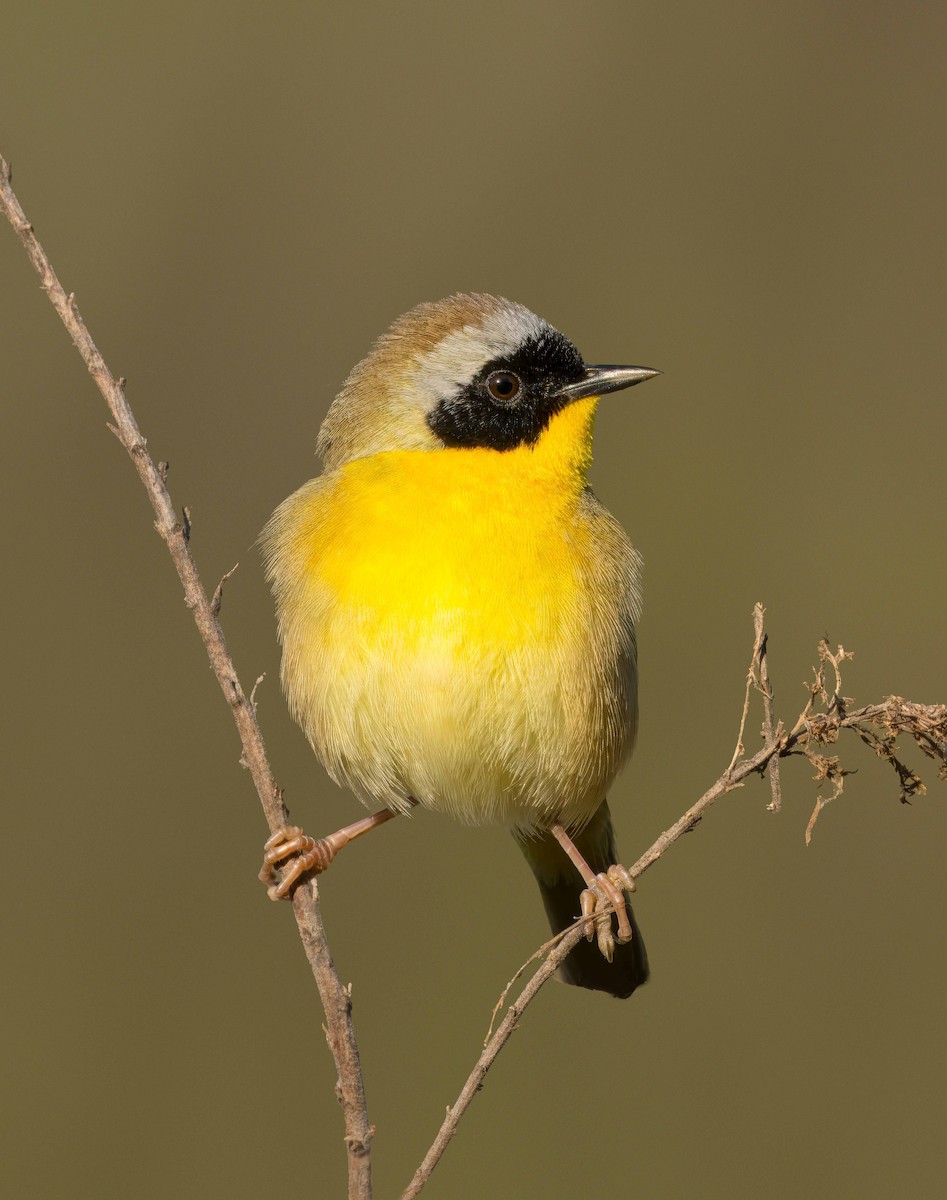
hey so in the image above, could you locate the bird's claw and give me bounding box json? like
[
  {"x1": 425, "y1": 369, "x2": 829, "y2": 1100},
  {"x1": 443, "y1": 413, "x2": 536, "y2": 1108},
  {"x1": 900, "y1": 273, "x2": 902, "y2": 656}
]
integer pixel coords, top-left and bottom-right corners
[
  {"x1": 579, "y1": 864, "x2": 637, "y2": 961},
  {"x1": 259, "y1": 825, "x2": 334, "y2": 900}
]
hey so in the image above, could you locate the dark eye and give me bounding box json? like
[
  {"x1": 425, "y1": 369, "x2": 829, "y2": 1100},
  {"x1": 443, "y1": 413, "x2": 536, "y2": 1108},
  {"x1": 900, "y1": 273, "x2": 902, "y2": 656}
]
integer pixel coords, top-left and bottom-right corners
[{"x1": 485, "y1": 370, "x2": 522, "y2": 404}]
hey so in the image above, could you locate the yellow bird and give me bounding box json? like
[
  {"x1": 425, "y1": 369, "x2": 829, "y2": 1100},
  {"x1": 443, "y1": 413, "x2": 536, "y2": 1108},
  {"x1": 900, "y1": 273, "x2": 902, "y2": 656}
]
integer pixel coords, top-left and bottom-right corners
[{"x1": 260, "y1": 294, "x2": 658, "y2": 997}]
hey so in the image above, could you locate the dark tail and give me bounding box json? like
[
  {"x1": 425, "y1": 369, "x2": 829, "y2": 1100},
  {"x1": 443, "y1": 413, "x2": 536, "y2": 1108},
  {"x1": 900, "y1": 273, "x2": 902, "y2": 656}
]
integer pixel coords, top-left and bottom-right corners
[{"x1": 516, "y1": 800, "x2": 649, "y2": 999}]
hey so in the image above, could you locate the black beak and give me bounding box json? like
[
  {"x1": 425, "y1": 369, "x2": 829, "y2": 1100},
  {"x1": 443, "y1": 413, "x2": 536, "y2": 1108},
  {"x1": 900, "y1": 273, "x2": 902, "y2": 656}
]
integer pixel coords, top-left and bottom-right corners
[{"x1": 554, "y1": 364, "x2": 660, "y2": 403}]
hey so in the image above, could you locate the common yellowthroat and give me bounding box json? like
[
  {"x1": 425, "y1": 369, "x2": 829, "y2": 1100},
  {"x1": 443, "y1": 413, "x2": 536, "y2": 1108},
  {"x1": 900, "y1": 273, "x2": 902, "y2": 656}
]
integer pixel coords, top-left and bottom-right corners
[{"x1": 260, "y1": 294, "x2": 658, "y2": 997}]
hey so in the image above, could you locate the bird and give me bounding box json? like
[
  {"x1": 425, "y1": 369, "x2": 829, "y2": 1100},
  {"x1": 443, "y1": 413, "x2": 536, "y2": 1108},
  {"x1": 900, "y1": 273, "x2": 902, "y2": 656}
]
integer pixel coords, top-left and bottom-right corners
[{"x1": 259, "y1": 293, "x2": 658, "y2": 997}]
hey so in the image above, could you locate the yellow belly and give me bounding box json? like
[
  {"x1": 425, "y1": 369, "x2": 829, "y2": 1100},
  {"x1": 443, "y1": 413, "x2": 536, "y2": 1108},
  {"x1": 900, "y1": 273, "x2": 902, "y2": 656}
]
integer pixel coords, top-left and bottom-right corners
[{"x1": 264, "y1": 399, "x2": 639, "y2": 831}]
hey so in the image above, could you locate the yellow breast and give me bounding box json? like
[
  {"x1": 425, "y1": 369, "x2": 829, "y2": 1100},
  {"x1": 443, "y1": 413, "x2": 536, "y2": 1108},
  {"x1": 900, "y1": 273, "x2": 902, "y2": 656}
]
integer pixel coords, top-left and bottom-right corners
[{"x1": 263, "y1": 397, "x2": 639, "y2": 830}]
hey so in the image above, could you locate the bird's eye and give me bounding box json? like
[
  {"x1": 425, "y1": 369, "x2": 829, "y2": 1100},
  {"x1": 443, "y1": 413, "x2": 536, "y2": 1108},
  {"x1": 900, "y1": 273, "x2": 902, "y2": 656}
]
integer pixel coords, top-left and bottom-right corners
[{"x1": 485, "y1": 371, "x2": 522, "y2": 404}]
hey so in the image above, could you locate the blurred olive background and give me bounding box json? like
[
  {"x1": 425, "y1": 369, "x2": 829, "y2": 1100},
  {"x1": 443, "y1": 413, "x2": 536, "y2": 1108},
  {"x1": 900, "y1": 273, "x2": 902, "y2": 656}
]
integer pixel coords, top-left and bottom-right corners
[{"x1": 2, "y1": 3, "x2": 945, "y2": 1198}]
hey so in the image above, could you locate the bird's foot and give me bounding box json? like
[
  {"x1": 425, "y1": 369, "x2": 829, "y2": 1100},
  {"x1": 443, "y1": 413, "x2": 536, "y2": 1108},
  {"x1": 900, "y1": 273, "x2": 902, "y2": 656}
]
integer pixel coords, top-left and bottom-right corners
[
  {"x1": 259, "y1": 825, "x2": 338, "y2": 900},
  {"x1": 579, "y1": 864, "x2": 637, "y2": 962},
  {"x1": 258, "y1": 805, "x2": 409, "y2": 900}
]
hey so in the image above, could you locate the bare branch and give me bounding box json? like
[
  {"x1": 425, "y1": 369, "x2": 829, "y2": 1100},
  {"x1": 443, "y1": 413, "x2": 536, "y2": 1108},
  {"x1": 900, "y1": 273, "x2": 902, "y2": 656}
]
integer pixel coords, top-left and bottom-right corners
[
  {"x1": 405, "y1": 727, "x2": 787, "y2": 1196},
  {"x1": 755, "y1": 604, "x2": 781, "y2": 812},
  {"x1": 727, "y1": 603, "x2": 780, "y2": 812},
  {"x1": 403, "y1": 612, "x2": 946, "y2": 1197},
  {"x1": 726, "y1": 605, "x2": 764, "y2": 773},
  {"x1": 211, "y1": 562, "x2": 240, "y2": 617},
  {"x1": 0, "y1": 155, "x2": 373, "y2": 1200},
  {"x1": 249, "y1": 672, "x2": 266, "y2": 714},
  {"x1": 402, "y1": 921, "x2": 587, "y2": 1200}
]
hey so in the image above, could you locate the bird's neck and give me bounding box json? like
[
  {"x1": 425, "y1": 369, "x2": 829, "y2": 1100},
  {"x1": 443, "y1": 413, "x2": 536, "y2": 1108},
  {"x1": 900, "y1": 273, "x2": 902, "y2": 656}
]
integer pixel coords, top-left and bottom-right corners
[
  {"x1": 431, "y1": 394, "x2": 600, "y2": 505},
  {"x1": 503, "y1": 395, "x2": 599, "y2": 488},
  {"x1": 335, "y1": 395, "x2": 600, "y2": 512}
]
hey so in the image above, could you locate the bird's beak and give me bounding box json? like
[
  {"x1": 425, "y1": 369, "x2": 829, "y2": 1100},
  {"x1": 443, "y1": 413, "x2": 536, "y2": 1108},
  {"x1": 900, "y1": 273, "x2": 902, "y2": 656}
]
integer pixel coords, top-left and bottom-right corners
[{"x1": 554, "y1": 364, "x2": 660, "y2": 403}]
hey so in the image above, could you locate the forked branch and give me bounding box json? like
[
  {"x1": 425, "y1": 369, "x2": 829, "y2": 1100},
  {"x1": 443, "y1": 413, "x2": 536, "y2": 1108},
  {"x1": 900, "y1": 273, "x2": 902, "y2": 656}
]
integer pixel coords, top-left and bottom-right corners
[{"x1": 402, "y1": 606, "x2": 945, "y2": 1196}]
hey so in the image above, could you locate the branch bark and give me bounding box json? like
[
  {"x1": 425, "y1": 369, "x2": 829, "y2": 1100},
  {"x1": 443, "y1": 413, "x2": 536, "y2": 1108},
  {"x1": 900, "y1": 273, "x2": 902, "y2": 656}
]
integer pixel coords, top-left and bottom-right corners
[
  {"x1": 0, "y1": 155, "x2": 373, "y2": 1200},
  {"x1": 400, "y1": 730, "x2": 783, "y2": 1197}
]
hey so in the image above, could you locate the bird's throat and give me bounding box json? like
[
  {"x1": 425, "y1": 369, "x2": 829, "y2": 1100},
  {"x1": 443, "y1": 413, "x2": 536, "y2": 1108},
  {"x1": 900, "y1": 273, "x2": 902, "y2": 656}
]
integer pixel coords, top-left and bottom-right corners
[{"x1": 506, "y1": 395, "x2": 599, "y2": 487}]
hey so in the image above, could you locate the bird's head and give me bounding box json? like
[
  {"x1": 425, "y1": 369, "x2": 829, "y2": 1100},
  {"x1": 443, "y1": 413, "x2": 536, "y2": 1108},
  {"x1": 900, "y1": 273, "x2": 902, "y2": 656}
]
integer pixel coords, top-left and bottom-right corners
[{"x1": 316, "y1": 293, "x2": 657, "y2": 470}]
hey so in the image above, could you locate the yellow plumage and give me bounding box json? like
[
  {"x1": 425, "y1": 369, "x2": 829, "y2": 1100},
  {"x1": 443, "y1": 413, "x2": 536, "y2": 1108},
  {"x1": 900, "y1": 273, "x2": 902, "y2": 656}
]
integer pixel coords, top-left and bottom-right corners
[{"x1": 263, "y1": 395, "x2": 640, "y2": 832}]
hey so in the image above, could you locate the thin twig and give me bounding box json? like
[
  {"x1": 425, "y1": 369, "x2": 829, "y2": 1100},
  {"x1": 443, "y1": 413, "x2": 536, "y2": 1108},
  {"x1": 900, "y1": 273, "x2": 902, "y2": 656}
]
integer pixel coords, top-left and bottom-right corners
[
  {"x1": 404, "y1": 616, "x2": 947, "y2": 1197},
  {"x1": 0, "y1": 156, "x2": 373, "y2": 1200},
  {"x1": 404, "y1": 732, "x2": 783, "y2": 1197},
  {"x1": 402, "y1": 921, "x2": 586, "y2": 1200},
  {"x1": 211, "y1": 562, "x2": 240, "y2": 617},
  {"x1": 727, "y1": 606, "x2": 766, "y2": 773},
  {"x1": 249, "y1": 672, "x2": 266, "y2": 714},
  {"x1": 485, "y1": 932, "x2": 564, "y2": 1044},
  {"x1": 754, "y1": 603, "x2": 782, "y2": 812}
]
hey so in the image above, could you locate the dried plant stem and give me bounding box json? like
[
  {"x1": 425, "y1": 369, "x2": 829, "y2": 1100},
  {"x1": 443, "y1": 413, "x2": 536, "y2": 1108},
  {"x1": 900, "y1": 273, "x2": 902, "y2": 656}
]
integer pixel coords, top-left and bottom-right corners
[
  {"x1": 754, "y1": 604, "x2": 782, "y2": 812},
  {"x1": 0, "y1": 156, "x2": 373, "y2": 1200},
  {"x1": 401, "y1": 924, "x2": 582, "y2": 1200},
  {"x1": 403, "y1": 651, "x2": 947, "y2": 1196}
]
